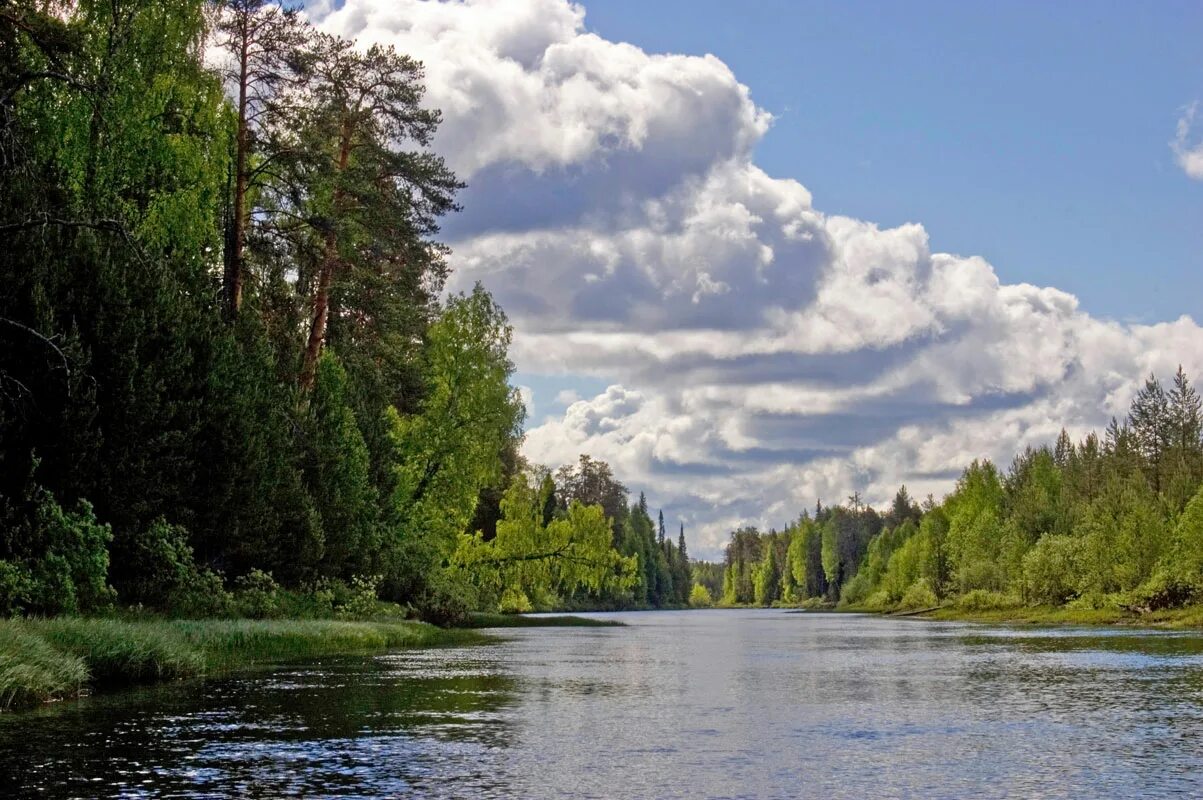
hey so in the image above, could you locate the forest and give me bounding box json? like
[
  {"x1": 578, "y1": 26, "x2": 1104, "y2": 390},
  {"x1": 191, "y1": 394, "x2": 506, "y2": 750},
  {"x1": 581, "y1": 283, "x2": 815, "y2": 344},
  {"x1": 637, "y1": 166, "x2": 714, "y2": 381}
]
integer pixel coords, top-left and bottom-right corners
[
  {"x1": 713, "y1": 368, "x2": 1203, "y2": 615},
  {"x1": 7, "y1": 0, "x2": 1202, "y2": 632},
  {"x1": 0, "y1": 0, "x2": 692, "y2": 624}
]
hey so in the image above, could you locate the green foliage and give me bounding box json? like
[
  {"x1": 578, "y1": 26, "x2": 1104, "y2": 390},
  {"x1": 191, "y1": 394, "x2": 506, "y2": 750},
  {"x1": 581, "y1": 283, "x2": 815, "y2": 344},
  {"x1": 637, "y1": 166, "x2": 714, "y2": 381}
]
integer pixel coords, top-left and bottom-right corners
[
  {"x1": 1021, "y1": 535, "x2": 1086, "y2": 605},
  {"x1": 304, "y1": 353, "x2": 380, "y2": 581},
  {"x1": 232, "y1": 569, "x2": 281, "y2": 619},
  {"x1": 335, "y1": 575, "x2": 385, "y2": 620},
  {"x1": 0, "y1": 485, "x2": 114, "y2": 616},
  {"x1": 498, "y1": 587, "x2": 534, "y2": 614},
  {"x1": 387, "y1": 286, "x2": 524, "y2": 608},
  {"x1": 898, "y1": 578, "x2": 938, "y2": 611},
  {"x1": 110, "y1": 518, "x2": 197, "y2": 607},
  {"x1": 454, "y1": 473, "x2": 637, "y2": 616},
  {"x1": 169, "y1": 568, "x2": 234, "y2": 619},
  {"x1": 956, "y1": 590, "x2": 1022, "y2": 612},
  {"x1": 3, "y1": 1, "x2": 1201, "y2": 630},
  {"x1": 753, "y1": 540, "x2": 781, "y2": 606},
  {"x1": 689, "y1": 583, "x2": 714, "y2": 607}
]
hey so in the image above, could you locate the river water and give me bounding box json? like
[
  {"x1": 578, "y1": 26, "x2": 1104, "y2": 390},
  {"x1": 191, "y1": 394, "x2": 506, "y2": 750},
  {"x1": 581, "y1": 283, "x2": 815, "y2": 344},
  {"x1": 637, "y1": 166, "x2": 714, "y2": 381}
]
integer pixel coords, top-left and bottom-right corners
[{"x1": 3, "y1": 609, "x2": 1203, "y2": 798}]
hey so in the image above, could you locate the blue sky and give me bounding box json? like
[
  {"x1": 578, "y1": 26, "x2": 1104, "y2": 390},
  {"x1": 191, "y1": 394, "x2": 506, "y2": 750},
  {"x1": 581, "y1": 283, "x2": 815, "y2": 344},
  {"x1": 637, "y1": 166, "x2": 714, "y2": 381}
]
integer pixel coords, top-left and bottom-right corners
[
  {"x1": 584, "y1": 0, "x2": 1203, "y2": 324},
  {"x1": 317, "y1": 0, "x2": 1203, "y2": 557}
]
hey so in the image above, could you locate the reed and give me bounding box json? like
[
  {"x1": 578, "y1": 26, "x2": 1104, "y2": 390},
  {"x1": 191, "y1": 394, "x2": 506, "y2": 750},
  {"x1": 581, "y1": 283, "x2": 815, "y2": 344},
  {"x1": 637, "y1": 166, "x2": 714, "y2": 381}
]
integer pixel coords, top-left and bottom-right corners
[{"x1": 0, "y1": 617, "x2": 485, "y2": 711}]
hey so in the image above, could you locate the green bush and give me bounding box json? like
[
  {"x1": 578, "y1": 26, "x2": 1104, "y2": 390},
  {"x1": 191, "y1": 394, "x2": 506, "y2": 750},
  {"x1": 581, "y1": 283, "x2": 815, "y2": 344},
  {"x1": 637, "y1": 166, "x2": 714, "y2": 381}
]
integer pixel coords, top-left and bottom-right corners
[
  {"x1": 112, "y1": 518, "x2": 198, "y2": 607},
  {"x1": 337, "y1": 574, "x2": 383, "y2": 619},
  {"x1": 0, "y1": 487, "x2": 114, "y2": 616},
  {"x1": 0, "y1": 561, "x2": 34, "y2": 616},
  {"x1": 688, "y1": 583, "x2": 714, "y2": 608},
  {"x1": 498, "y1": 587, "x2": 534, "y2": 614},
  {"x1": 1021, "y1": 534, "x2": 1085, "y2": 605},
  {"x1": 838, "y1": 571, "x2": 873, "y2": 606},
  {"x1": 956, "y1": 558, "x2": 1007, "y2": 595},
  {"x1": 1131, "y1": 569, "x2": 1197, "y2": 611},
  {"x1": 170, "y1": 568, "x2": 233, "y2": 618},
  {"x1": 899, "y1": 578, "x2": 938, "y2": 610},
  {"x1": 957, "y1": 589, "x2": 1022, "y2": 611},
  {"x1": 414, "y1": 571, "x2": 477, "y2": 626},
  {"x1": 859, "y1": 590, "x2": 892, "y2": 611},
  {"x1": 232, "y1": 569, "x2": 280, "y2": 619}
]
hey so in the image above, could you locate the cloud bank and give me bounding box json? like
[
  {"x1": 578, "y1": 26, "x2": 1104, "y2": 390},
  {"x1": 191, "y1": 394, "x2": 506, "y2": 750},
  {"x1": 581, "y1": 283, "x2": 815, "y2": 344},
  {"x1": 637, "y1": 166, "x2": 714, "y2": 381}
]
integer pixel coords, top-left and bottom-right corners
[{"x1": 314, "y1": 0, "x2": 1203, "y2": 559}]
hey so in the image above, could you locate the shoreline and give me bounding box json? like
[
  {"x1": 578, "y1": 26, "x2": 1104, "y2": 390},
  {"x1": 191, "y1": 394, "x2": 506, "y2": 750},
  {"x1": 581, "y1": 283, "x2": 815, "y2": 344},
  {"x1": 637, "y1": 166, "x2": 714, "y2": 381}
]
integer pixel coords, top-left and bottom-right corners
[
  {"x1": 791, "y1": 602, "x2": 1203, "y2": 630},
  {"x1": 0, "y1": 617, "x2": 481, "y2": 712},
  {"x1": 0, "y1": 613, "x2": 625, "y2": 713},
  {"x1": 910, "y1": 604, "x2": 1203, "y2": 629}
]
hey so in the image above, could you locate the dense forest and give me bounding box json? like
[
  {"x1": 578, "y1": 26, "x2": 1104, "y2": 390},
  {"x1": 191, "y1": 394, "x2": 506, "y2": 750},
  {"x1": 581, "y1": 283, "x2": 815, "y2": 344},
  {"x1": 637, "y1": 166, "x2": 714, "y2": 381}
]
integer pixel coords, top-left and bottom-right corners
[
  {"x1": 10, "y1": 1, "x2": 1201, "y2": 630},
  {"x1": 713, "y1": 369, "x2": 1203, "y2": 614},
  {"x1": 0, "y1": 0, "x2": 691, "y2": 622}
]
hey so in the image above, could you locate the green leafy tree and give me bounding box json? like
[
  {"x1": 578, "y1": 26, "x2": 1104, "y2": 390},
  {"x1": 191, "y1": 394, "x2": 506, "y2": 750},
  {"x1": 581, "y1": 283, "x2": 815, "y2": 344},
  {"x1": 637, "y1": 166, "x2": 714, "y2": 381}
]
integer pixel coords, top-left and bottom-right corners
[{"x1": 385, "y1": 286, "x2": 524, "y2": 609}]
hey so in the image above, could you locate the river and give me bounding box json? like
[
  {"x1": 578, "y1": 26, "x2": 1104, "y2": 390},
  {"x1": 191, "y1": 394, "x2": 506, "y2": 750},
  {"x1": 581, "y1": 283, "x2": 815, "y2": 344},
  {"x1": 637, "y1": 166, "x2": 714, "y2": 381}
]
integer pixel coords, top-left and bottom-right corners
[{"x1": 3, "y1": 609, "x2": 1203, "y2": 798}]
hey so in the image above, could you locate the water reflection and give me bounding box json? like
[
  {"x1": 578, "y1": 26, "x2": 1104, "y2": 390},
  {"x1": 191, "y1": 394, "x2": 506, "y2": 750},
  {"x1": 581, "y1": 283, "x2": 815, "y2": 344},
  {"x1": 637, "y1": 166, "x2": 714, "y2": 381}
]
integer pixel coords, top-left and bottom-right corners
[
  {"x1": 0, "y1": 649, "x2": 517, "y2": 798},
  {"x1": 4, "y1": 611, "x2": 1203, "y2": 798}
]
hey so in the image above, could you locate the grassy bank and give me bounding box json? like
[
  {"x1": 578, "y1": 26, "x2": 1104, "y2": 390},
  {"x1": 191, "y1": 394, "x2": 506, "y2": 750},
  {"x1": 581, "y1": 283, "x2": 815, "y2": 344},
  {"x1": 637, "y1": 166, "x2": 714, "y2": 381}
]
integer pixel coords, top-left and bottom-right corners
[
  {"x1": 0, "y1": 617, "x2": 485, "y2": 711},
  {"x1": 462, "y1": 613, "x2": 625, "y2": 628},
  {"x1": 914, "y1": 604, "x2": 1203, "y2": 629}
]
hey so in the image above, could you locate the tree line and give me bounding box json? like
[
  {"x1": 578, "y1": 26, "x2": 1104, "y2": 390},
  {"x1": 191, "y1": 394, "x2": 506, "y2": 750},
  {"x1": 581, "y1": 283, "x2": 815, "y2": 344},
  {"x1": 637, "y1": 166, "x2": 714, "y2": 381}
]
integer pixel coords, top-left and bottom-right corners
[
  {"x1": 0, "y1": 1, "x2": 690, "y2": 622},
  {"x1": 709, "y1": 368, "x2": 1203, "y2": 613}
]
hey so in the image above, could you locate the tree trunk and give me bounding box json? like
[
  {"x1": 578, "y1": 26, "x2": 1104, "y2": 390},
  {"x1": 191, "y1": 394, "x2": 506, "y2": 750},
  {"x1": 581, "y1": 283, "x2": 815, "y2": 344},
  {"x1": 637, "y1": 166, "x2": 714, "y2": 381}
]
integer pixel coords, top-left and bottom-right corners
[
  {"x1": 224, "y1": 29, "x2": 250, "y2": 320},
  {"x1": 299, "y1": 118, "x2": 353, "y2": 390}
]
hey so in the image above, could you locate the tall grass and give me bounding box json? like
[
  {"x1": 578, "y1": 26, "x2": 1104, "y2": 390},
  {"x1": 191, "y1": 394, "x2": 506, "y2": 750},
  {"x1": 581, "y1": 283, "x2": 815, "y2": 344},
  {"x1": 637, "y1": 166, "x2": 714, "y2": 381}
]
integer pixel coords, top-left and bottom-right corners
[
  {"x1": 0, "y1": 618, "x2": 485, "y2": 711},
  {"x1": 0, "y1": 623, "x2": 88, "y2": 709}
]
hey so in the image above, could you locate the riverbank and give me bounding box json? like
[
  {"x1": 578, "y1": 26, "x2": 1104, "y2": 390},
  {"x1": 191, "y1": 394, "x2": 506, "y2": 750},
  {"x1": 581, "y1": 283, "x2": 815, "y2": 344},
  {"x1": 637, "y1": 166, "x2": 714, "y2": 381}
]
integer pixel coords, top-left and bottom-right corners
[
  {"x1": 0, "y1": 617, "x2": 487, "y2": 711},
  {"x1": 912, "y1": 603, "x2": 1203, "y2": 629},
  {"x1": 462, "y1": 613, "x2": 625, "y2": 628}
]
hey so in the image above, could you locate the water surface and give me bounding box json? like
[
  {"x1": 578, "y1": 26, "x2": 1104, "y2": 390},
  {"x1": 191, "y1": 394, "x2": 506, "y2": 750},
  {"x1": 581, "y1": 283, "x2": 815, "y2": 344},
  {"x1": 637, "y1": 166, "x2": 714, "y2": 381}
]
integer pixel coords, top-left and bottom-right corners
[{"x1": 4, "y1": 610, "x2": 1203, "y2": 798}]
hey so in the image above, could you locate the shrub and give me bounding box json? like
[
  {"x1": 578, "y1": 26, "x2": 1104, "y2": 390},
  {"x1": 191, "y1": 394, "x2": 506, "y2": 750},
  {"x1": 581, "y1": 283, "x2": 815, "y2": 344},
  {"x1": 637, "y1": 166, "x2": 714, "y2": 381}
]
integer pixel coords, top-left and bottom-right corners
[
  {"x1": 498, "y1": 587, "x2": 534, "y2": 614},
  {"x1": 170, "y1": 568, "x2": 233, "y2": 618},
  {"x1": 1021, "y1": 534, "x2": 1085, "y2": 605},
  {"x1": 688, "y1": 583, "x2": 714, "y2": 608},
  {"x1": 957, "y1": 589, "x2": 1022, "y2": 611},
  {"x1": 232, "y1": 569, "x2": 280, "y2": 619},
  {"x1": 0, "y1": 561, "x2": 34, "y2": 616},
  {"x1": 956, "y1": 558, "x2": 1007, "y2": 595},
  {"x1": 111, "y1": 518, "x2": 197, "y2": 607},
  {"x1": 414, "y1": 571, "x2": 477, "y2": 626},
  {"x1": 899, "y1": 578, "x2": 938, "y2": 610},
  {"x1": 336, "y1": 574, "x2": 383, "y2": 620},
  {"x1": 0, "y1": 487, "x2": 115, "y2": 616},
  {"x1": 838, "y1": 571, "x2": 872, "y2": 607},
  {"x1": 1131, "y1": 569, "x2": 1197, "y2": 611},
  {"x1": 860, "y1": 590, "x2": 892, "y2": 611}
]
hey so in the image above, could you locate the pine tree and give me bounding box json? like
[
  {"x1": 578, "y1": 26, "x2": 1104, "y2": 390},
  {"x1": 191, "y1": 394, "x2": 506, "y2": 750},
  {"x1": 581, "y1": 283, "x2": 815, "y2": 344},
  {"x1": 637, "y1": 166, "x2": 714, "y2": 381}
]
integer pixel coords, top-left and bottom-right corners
[
  {"x1": 289, "y1": 33, "x2": 461, "y2": 391},
  {"x1": 1128, "y1": 374, "x2": 1172, "y2": 491},
  {"x1": 675, "y1": 522, "x2": 691, "y2": 604},
  {"x1": 211, "y1": 0, "x2": 308, "y2": 319},
  {"x1": 1054, "y1": 428, "x2": 1073, "y2": 468}
]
